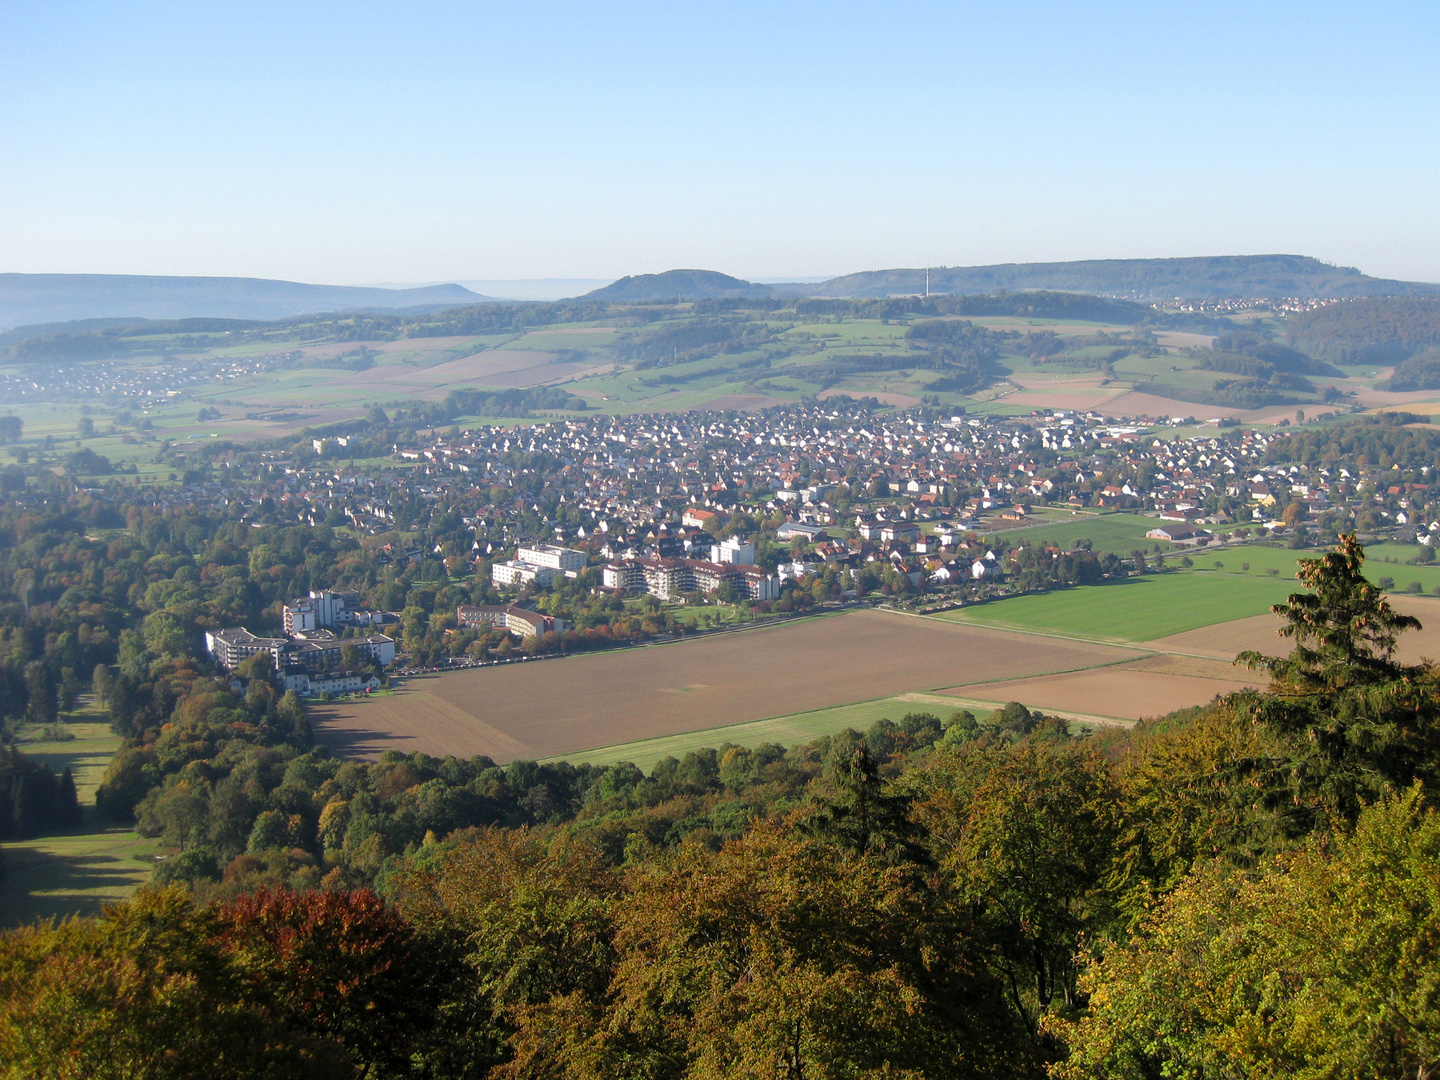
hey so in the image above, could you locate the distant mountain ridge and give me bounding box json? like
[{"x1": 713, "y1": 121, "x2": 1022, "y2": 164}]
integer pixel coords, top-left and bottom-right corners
[
  {"x1": 812, "y1": 256, "x2": 1440, "y2": 301},
  {"x1": 581, "y1": 270, "x2": 774, "y2": 301},
  {"x1": 0, "y1": 274, "x2": 491, "y2": 330},
  {"x1": 6, "y1": 256, "x2": 1437, "y2": 331}
]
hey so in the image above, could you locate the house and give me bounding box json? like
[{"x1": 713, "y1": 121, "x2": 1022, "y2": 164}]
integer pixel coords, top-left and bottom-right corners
[
  {"x1": 1158, "y1": 507, "x2": 1203, "y2": 522},
  {"x1": 682, "y1": 507, "x2": 719, "y2": 529},
  {"x1": 879, "y1": 521, "x2": 920, "y2": 543}
]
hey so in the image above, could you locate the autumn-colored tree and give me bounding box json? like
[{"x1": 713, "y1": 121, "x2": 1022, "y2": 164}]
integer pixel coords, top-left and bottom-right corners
[
  {"x1": 1106, "y1": 700, "x2": 1297, "y2": 924},
  {"x1": 1048, "y1": 788, "x2": 1440, "y2": 1079},
  {"x1": 393, "y1": 828, "x2": 620, "y2": 1078},
  {"x1": 216, "y1": 887, "x2": 443, "y2": 1078},
  {"x1": 911, "y1": 739, "x2": 1120, "y2": 1032},
  {"x1": 501, "y1": 827, "x2": 1033, "y2": 1080},
  {"x1": 0, "y1": 887, "x2": 342, "y2": 1080}
]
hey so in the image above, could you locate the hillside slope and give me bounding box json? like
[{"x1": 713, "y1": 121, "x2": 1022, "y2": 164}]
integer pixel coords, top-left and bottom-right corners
[
  {"x1": 581, "y1": 270, "x2": 774, "y2": 301},
  {"x1": 0, "y1": 274, "x2": 490, "y2": 329},
  {"x1": 813, "y1": 255, "x2": 1440, "y2": 301}
]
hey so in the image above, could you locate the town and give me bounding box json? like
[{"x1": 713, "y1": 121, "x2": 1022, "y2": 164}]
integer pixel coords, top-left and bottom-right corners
[{"x1": 35, "y1": 400, "x2": 1413, "y2": 679}]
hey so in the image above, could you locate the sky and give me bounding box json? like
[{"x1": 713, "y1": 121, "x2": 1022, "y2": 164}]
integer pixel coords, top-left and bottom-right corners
[{"x1": 3, "y1": 1, "x2": 1439, "y2": 285}]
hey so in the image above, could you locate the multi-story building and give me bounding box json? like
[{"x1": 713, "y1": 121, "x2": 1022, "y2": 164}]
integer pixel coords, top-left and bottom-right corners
[
  {"x1": 710, "y1": 537, "x2": 755, "y2": 565},
  {"x1": 602, "y1": 557, "x2": 779, "y2": 601},
  {"x1": 281, "y1": 670, "x2": 382, "y2": 697},
  {"x1": 456, "y1": 604, "x2": 569, "y2": 640},
  {"x1": 205, "y1": 627, "x2": 289, "y2": 671},
  {"x1": 282, "y1": 590, "x2": 363, "y2": 634},
  {"x1": 284, "y1": 630, "x2": 396, "y2": 672},
  {"x1": 491, "y1": 559, "x2": 560, "y2": 589},
  {"x1": 514, "y1": 543, "x2": 587, "y2": 572}
]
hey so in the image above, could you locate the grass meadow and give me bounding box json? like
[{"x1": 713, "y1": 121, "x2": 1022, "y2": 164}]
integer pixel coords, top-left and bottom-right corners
[
  {"x1": 939, "y1": 570, "x2": 1300, "y2": 642},
  {"x1": 2, "y1": 710, "x2": 158, "y2": 926},
  {"x1": 975, "y1": 511, "x2": 1179, "y2": 556}
]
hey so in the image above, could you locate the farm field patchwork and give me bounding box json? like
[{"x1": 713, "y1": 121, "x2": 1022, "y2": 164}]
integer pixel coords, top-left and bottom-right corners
[
  {"x1": 309, "y1": 609, "x2": 1136, "y2": 763},
  {"x1": 309, "y1": 572, "x2": 1440, "y2": 772}
]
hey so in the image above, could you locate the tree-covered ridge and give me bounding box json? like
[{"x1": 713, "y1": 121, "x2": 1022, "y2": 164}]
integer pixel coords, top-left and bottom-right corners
[
  {"x1": 817, "y1": 255, "x2": 1440, "y2": 300},
  {"x1": 1383, "y1": 346, "x2": 1440, "y2": 391},
  {"x1": 581, "y1": 269, "x2": 775, "y2": 301},
  {"x1": 1261, "y1": 411, "x2": 1440, "y2": 469},
  {"x1": 0, "y1": 272, "x2": 487, "y2": 330},
  {"x1": 1287, "y1": 296, "x2": 1440, "y2": 363}
]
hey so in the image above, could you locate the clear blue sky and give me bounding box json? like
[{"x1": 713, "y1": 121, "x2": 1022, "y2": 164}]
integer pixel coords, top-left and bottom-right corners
[{"x1": 3, "y1": 1, "x2": 1438, "y2": 284}]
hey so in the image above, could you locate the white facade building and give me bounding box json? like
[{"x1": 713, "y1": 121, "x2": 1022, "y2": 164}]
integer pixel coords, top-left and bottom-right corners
[
  {"x1": 491, "y1": 559, "x2": 561, "y2": 589},
  {"x1": 515, "y1": 543, "x2": 587, "y2": 572},
  {"x1": 710, "y1": 537, "x2": 756, "y2": 565}
]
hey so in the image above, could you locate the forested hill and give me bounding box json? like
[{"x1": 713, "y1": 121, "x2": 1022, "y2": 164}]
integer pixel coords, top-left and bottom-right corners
[
  {"x1": 580, "y1": 269, "x2": 775, "y2": 301},
  {"x1": 1287, "y1": 296, "x2": 1440, "y2": 365},
  {"x1": 0, "y1": 274, "x2": 491, "y2": 330},
  {"x1": 812, "y1": 255, "x2": 1440, "y2": 300}
]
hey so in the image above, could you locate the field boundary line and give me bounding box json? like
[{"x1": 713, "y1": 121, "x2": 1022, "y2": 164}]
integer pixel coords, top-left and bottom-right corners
[
  {"x1": 535, "y1": 689, "x2": 917, "y2": 765},
  {"x1": 896, "y1": 606, "x2": 1257, "y2": 665}
]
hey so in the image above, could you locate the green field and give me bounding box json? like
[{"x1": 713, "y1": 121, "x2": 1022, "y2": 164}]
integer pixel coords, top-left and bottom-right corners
[
  {"x1": 1196, "y1": 542, "x2": 1440, "y2": 594},
  {"x1": 938, "y1": 570, "x2": 1300, "y2": 642},
  {"x1": 977, "y1": 511, "x2": 1179, "y2": 555},
  {"x1": 1, "y1": 716, "x2": 158, "y2": 926},
  {"x1": 540, "y1": 694, "x2": 964, "y2": 771}
]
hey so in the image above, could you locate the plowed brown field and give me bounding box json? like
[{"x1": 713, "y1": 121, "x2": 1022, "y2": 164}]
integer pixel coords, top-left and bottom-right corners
[
  {"x1": 310, "y1": 609, "x2": 1133, "y2": 762},
  {"x1": 1145, "y1": 594, "x2": 1440, "y2": 664},
  {"x1": 941, "y1": 653, "x2": 1266, "y2": 721}
]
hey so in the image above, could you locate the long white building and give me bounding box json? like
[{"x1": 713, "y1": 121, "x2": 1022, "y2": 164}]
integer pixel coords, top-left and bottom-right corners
[
  {"x1": 492, "y1": 559, "x2": 560, "y2": 589},
  {"x1": 602, "y1": 557, "x2": 779, "y2": 601},
  {"x1": 515, "y1": 543, "x2": 587, "y2": 572}
]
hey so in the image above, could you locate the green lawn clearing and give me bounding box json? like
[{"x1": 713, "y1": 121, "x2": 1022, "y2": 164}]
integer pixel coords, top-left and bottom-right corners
[
  {"x1": 937, "y1": 570, "x2": 1299, "y2": 642},
  {"x1": 1, "y1": 714, "x2": 157, "y2": 926}
]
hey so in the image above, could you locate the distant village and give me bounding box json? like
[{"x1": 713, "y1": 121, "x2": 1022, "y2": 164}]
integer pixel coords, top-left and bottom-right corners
[{"x1": 24, "y1": 401, "x2": 1428, "y2": 683}]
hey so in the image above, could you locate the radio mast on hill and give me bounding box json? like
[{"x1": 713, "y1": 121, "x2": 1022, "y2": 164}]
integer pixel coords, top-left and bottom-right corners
[{"x1": 925, "y1": 267, "x2": 930, "y2": 298}]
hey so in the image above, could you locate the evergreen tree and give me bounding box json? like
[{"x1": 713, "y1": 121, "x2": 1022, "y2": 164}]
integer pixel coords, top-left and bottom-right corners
[
  {"x1": 57, "y1": 766, "x2": 81, "y2": 828},
  {"x1": 1239, "y1": 533, "x2": 1440, "y2": 822}
]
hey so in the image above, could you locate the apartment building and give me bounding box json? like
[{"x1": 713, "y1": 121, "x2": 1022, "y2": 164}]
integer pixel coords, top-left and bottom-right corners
[
  {"x1": 514, "y1": 543, "x2": 587, "y2": 572},
  {"x1": 491, "y1": 559, "x2": 561, "y2": 589},
  {"x1": 602, "y1": 557, "x2": 779, "y2": 601},
  {"x1": 456, "y1": 604, "x2": 569, "y2": 640},
  {"x1": 205, "y1": 627, "x2": 289, "y2": 671}
]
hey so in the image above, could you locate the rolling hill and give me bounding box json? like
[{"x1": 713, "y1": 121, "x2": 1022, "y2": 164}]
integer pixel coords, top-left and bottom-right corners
[
  {"x1": 0, "y1": 274, "x2": 491, "y2": 330},
  {"x1": 811, "y1": 255, "x2": 1440, "y2": 301},
  {"x1": 580, "y1": 270, "x2": 775, "y2": 302}
]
